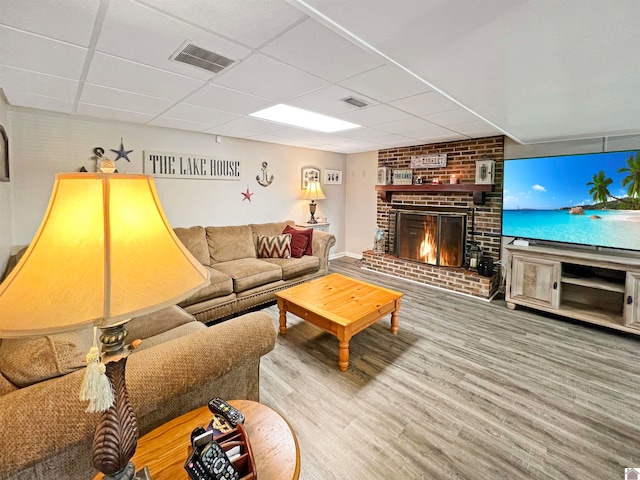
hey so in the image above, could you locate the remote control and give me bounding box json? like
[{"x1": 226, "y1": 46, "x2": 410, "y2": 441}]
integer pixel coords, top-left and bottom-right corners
[
  {"x1": 185, "y1": 449, "x2": 210, "y2": 480},
  {"x1": 208, "y1": 398, "x2": 245, "y2": 426},
  {"x1": 200, "y1": 441, "x2": 239, "y2": 480}
]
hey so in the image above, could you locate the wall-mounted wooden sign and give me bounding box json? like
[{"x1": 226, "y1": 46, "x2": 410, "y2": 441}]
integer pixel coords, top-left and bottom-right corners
[
  {"x1": 143, "y1": 151, "x2": 241, "y2": 180},
  {"x1": 410, "y1": 154, "x2": 447, "y2": 168}
]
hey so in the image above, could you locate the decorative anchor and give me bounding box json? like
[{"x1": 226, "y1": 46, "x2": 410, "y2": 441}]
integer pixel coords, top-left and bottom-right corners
[{"x1": 256, "y1": 161, "x2": 274, "y2": 187}]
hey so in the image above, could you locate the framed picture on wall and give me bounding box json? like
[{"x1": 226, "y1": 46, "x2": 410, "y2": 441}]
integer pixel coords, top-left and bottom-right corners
[
  {"x1": 301, "y1": 166, "x2": 320, "y2": 190},
  {"x1": 0, "y1": 126, "x2": 8, "y2": 182},
  {"x1": 324, "y1": 169, "x2": 342, "y2": 185}
]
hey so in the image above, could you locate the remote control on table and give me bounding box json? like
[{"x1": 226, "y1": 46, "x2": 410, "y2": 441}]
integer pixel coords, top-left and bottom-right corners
[
  {"x1": 200, "y1": 441, "x2": 239, "y2": 480},
  {"x1": 208, "y1": 398, "x2": 245, "y2": 426}
]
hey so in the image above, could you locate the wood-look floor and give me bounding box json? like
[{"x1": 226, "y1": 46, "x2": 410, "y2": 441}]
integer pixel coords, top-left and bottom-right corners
[{"x1": 258, "y1": 257, "x2": 640, "y2": 480}]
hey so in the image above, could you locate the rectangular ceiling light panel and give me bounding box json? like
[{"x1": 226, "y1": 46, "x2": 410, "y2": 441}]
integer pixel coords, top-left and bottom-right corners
[{"x1": 249, "y1": 104, "x2": 361, "y2": 132}]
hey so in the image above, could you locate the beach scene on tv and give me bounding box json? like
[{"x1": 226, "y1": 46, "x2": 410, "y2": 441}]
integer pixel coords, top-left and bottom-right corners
[{"x1": 502, "y1": 150, "x2": 640, "y2": 251}]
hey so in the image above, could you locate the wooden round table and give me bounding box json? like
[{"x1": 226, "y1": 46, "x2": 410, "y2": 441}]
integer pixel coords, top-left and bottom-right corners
[{"x1": 92, "y1": 400, "x2": 300, "y2": 480}]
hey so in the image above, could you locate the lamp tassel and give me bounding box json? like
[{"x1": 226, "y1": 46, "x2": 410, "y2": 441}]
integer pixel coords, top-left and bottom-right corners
[{"x1": 80, "y1": 327, "x2": 114, "y2": 413}]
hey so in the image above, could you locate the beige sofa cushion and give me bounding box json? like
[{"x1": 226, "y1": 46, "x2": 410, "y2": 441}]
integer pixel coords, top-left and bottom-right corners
[
  {"x1": 212, "y1": 258, "x2": 282, "y2": 293},
  {"x1": 132, "y1": 321, "x2": 205, "y2": 352},
  {"x1": 174, "y1": 226, "x2": 210, "y2": 266},
  {"x1": 206, "y1": 225, "x2": 256, "y2": 263},
  {"x1": 0, "y1": 327, "x2": 92, "y2": 387},
  {"x1": 178, "y1": 266, "x2": 234, "y2": 307},
  {"x1": 126, "y1": 305, "x2": 196, "y2": 342},
  {"x1": 260, "y1": 256, "x2": 320, "y2": 280}
]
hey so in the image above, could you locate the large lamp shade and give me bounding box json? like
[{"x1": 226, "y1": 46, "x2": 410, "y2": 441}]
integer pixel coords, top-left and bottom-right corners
[{"x1": 0, "y1": 172, "x2": 210, "y2": 337}]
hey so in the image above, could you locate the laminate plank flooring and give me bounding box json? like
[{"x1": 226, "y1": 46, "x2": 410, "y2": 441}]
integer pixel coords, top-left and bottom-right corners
[{"x1": 258, "y1": 257, "x2": 640, "y2": 479}]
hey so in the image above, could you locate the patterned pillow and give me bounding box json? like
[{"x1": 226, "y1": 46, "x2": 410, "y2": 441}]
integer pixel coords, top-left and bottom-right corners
[{"x1": 256, "y1": 234, "x2": 292, "y2": 259}]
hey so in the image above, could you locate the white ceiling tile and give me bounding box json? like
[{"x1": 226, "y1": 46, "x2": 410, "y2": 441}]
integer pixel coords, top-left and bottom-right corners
[
  {"x1": 203, "y1": 117, "x2": 283, "y2": 137},
  {"x1": 3, "y1": 90, "x2": 74, "y2": 113},
  {"x1": 421, "y1": 108, "x2": 482, "y2": 126},
  {"x1": 261, "y1": 18, "x2": 384, "y2": 82},
  {"x1": 376, "y1": 117, "x2": 450, "y2": 137},
  {"x1": 137, "y1": 0, "x2": 306, "y2": 48},
  {"x1": 212, "y1": 54, "x2": 328, "y2": 102},
  {"x1": 389, "y1": 91, "x2": 461, "y2": 116},
  {"x1": 338, "y1": 64, "x2": 430, "y2": 103},
  {"x1": 281, "y1": 139, "x2": 327, "y2": 148},
  {"x1": 148, "y1": 116, "x2": 213, "y2": 132},
  {"x1": 0, "y1": 66, "x2": 78, "y2": 100},
  {"x1": 0, "y1": 26, "x2": 87, "y2": 79},
  {"x1": 338, "y1": 104, "x2": 412, "y2": 127},
  {"x1": 162, "y1": 103, "x2": 240, "y2": 126},
  {"x1": 1, "y1": 0, "x2": 100, "y2": 45},
  {"x1": 183, "y1": 84, "x2": 272, "y2": 115},
  {"x1": 336, "y1": 128, "x2": 412, "y2": 144},
  {"x1": 85, "y1": 53, "x2": 203, "y2": 100},
  {"x1": 76, "y1": 103, "x2": 154, "y2": 123},
  {"x1": 80, "y1": 83, "x2": 174, "y2": 114},
  {"x1": 287, "y1": 85, "x2": 379, "y2": 117},
  {"x1": 97, "y1": 0, "x2": 251, "y2": 81},
  {"x1": 447, "y1": 120, "x2": 502, "y2": 137}
]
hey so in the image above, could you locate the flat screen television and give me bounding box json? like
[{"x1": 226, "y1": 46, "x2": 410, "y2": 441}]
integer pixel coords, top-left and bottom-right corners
[{"x1": 502, "y1": 149, "x2": 640, "y2": 251}]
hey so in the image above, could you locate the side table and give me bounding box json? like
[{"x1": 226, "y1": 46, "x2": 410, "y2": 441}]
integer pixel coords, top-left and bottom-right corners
[
  {"x1": 92, "y1": 400, "x2": 300, "y2": 480},
  {"x1": 296, "y1": 222, "x2": 330, "y2": 232}
]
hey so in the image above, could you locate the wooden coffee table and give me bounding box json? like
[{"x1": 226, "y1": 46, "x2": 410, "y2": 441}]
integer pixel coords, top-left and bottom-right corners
[
  {"x1": 92, "y1": 400, "x2": 299, "y2": 480},
  {"x1": 276, "y1": 273, "x2": 403, "y2": 371}
]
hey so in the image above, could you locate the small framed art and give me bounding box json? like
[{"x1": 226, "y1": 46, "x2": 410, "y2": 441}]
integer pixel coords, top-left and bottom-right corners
[
  {"x1": 324, "y1": 169, "x2": 342, "y2": 185},
  {"x1": 301, "y1": 166, "x2": 320, "y2": 189},
  {"x1": 0, "y1": 126, "x2": 8, "y2": 182}
]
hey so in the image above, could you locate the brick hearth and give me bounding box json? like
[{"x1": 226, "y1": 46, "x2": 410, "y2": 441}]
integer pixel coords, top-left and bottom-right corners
[{"x1": 368, "y1": 136, "x2": 504, "y2": 299}]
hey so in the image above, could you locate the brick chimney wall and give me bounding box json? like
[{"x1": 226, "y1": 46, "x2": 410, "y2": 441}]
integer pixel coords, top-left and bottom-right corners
[{"x1": 363, "y1": 135, "x2": 504, "y2": 299}]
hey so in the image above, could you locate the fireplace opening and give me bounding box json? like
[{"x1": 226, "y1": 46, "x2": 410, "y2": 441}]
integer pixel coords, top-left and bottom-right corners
[{"x1": 393, "y1": 210, "x2": 466, "y2": 267}]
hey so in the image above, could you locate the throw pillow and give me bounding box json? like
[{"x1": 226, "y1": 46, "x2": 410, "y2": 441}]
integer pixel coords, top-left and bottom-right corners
[
  {"x1": 256, "y1": 234, "x2": 292, "y2": 259},
  {"x1": 283, "y1": 225, "x2": 313, "y2": 257},
  {"x1": 0, "y1": 327, "x2": 93, "y2": 387}
]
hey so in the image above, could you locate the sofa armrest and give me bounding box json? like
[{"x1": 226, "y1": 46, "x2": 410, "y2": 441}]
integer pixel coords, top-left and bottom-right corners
[
  {"x1": 0, "y1": 311, "x2": 276, "y2": 479},
  {"x1": 311, "y1": 230, "x2": 336, "y2": 272},
  {"x1": 126, "y1": 311, "x2": 276, "y2": 417}
]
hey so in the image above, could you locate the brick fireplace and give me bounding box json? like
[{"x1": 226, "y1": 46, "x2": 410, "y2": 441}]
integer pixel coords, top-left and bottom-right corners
[{"x1": 363, "y1": 136, "x2": 504, "y2": 299}]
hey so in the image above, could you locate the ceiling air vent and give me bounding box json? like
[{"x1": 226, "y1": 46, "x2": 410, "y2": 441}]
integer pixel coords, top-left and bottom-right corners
[
  {"x1": 171, "y1": 41, "x2": 235, "y2": 74},
  {"x1": 342, "y1": 96, "x2": 368, "y2": 108}
]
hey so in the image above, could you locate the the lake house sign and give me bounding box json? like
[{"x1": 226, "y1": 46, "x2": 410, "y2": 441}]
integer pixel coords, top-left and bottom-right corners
[{"x1": 143, "y1": 151, "x2": 241, "y2": 180}]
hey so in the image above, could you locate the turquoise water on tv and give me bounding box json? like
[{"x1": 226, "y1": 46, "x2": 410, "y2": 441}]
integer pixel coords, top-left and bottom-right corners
[{"x1": 502, "y1": 210, "x2": 640, "y2": 250}]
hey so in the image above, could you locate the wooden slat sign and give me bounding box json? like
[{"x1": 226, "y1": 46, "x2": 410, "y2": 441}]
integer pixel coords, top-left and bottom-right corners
[
  {"x1": 410, "y1": 154, "x2": 447, "y2": 168},
  {"x1": 143, "y1": 151, "x2": 241, "y2": 180}
]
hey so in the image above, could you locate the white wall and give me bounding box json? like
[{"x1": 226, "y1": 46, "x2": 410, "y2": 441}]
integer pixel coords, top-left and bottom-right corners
[
  {"x1": 344, "y1": 150, "x2": 378, "y2": 257},
  {"x1": 0, "y1": 96, "x2": 11, "y2": 274},
  {"x1": 7, "y1": 107, "x2": 346, "y2": 253}
]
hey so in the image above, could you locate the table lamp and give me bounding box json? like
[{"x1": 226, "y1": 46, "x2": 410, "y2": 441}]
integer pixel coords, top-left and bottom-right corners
[
  {"x1": 302, "y1": 181, "x2": 326, "y2": 224},
  {"x1": 0, "y1": 170, "x2": 210, "y2": 479}
]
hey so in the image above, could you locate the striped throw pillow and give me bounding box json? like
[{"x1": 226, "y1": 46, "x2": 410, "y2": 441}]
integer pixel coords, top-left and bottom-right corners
[{"x1": 257, "y1": 233, "x2": 292, "y2": 259}]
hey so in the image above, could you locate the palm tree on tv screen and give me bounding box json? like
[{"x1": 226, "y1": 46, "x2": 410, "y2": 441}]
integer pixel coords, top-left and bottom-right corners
[{"x1": 587, "y1": 151, "x2": 640, "y2": 209}]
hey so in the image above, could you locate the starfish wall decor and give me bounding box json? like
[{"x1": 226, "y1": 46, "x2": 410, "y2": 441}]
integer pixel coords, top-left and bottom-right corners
[
  {"x1": 241, "y1": 186, "x2": 254, "y2": 202},
  {"x1": 111, "y1": 138, "x2": 133, "y2": 162}
]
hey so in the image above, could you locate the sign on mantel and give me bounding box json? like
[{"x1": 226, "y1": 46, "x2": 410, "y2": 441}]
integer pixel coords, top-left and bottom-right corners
[
  {"x1": 143, "y1": 151, "x2": 241, "y2": 180},
  {"x1": 410, "y1": 154, "x2": 447, "y2": 168}
]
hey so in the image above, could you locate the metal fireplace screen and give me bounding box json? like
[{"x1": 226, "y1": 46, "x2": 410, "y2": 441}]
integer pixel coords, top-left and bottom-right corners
[{"x1": 394, "y1": 210, "x2": 465, "y2": 267}]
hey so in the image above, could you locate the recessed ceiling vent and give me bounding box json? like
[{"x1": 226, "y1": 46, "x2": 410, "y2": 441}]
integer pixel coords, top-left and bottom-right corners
[
  {"x1": 342, "y1": 96, "x2": 368, "y2": 108},
  {"x1": 171, "y1": 41, "x2": 235, "y2": 74}
]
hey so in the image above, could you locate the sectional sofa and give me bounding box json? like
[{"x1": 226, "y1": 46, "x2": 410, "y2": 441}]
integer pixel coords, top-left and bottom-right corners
[{"x1": 173, "y1": 220, "x2": 336, "y2": 323}]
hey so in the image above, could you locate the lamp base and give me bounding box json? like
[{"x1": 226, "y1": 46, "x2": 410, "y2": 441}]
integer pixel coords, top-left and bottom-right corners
[
  {"x1": 308, "y1": 200, "x2": 318, "y2": 224},
  {"x1": 102, "y1": 462, "x2": 135, "y2": 480}
]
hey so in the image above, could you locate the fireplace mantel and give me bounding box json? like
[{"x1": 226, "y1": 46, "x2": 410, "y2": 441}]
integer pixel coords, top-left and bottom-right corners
[{"x1": 375, "y1": 183, "x2": 492, "y2": 204}]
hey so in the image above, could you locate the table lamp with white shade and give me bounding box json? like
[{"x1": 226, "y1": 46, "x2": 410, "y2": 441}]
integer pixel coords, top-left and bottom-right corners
[
  {"x1": 302, "y1": 180, "x2": 326, "y2": 224},
  {"x1": 0, "y1": 169, "x2": 210, "y2": 479}
]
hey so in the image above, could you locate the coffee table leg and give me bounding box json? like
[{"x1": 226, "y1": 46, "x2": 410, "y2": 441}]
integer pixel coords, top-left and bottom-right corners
[
  {"x1": 277, "y1": 298, "x2": 287, "y2": 334},
  {"x1": 390, "y1": 310, "x2": 399, "y2": 334},
  {"x1": 339, "y1": 340, "x2": 350, "y2": 371}
]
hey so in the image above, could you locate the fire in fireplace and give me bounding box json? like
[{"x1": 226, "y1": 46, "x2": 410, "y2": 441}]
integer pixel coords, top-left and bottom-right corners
[{"x1": 393, "y1": 209, "x2": 466, "y2": 267}]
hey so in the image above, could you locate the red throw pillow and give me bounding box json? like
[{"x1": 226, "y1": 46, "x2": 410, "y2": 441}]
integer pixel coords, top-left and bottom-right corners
[{"x1": 283, "y1": 225, "x2": 313, "y2": 258}]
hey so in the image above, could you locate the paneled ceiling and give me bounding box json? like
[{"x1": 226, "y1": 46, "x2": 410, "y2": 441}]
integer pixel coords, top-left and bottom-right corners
[{"x1": 0, "y1": 0, "x2": 638, "y2": 154}]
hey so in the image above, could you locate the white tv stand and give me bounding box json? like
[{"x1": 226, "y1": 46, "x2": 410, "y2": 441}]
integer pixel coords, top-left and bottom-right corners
[{"x1": 505, "y1": 241, "x2": 640, "y2": 334}]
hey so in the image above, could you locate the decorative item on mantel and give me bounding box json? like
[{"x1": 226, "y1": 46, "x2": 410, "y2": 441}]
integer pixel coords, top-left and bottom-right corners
[
  {"x1": 392, "y1": 169, "x2": 412, "y2": 185},
  {"x1": 410, "y1": 154, "x2": 447, "y2": 168},
  {"x1": 475, "y1": 156, "x2": 495, "y2": 185},
  {"x1": 256, "y1": 161, "x2": 274, "y2": 187}
]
